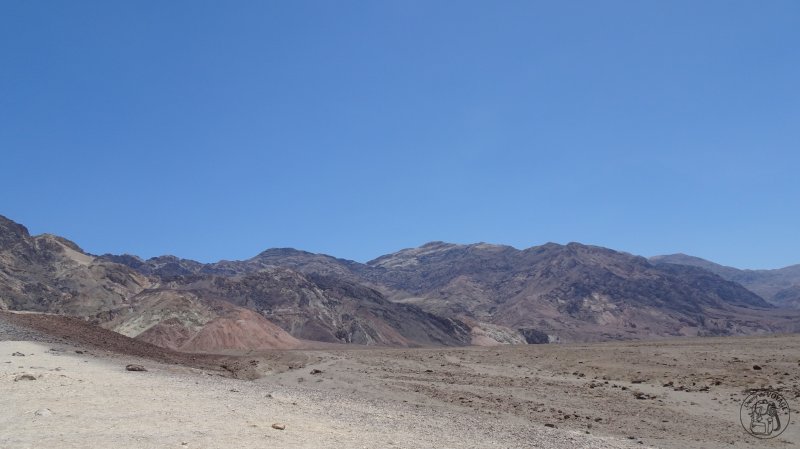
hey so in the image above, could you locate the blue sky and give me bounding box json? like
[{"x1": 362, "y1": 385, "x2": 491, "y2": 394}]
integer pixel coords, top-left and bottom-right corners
[{"x1": 1, "y1": 1, "x2": 798, "y2": 268}]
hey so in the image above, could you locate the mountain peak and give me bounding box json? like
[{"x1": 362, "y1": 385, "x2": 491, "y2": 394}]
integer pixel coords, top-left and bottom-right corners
[
  {"x1": 0, "y1": 215, "x2": 31, "y2": 247},
  {"x1": 253, "y1": 247, "x2": 315, "y2": 259}
]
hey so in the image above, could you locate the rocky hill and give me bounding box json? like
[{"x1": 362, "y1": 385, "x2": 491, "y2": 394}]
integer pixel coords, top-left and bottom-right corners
[
  {"x1": 121, "y1": 238, "x2": 797, "y2": 342},
  {"x1": 652, "y1": 254, "x2": 800, "y2": 308},
  {"x1": 3, "y1": 214, "x2": 799, "y2": 348},
  {"x1": 360, "y1": 242, "x2": 791, "y2": 341},
  {"x1": 1, "y1": 215, "x2": 473, "y2": 348}
]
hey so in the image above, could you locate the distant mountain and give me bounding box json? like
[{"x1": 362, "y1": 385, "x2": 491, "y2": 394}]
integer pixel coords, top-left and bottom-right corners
[
  {"x1": 1, "y1": 215, "x2": 473, "y2": 348},
  {"x1": 3, "y1": 214, "x2": 799, "y2": 348},
  {"x1": 0, "y1": 215, "x2": 150, "y2": 315},
  {"x1": 651, "y1": 254, "x2": 800, "y2": 308},
  {"x1": 134, "y1": 238, "x2": 794, "y2": 342},
  {"x1": 359, "y1": 242, "x2": 788, "y2": 341}
]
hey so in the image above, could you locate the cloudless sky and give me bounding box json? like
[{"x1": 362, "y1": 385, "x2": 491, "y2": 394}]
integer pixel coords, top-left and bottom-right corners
[{"x1": 1, "y1": 1, "x2": 798, "y2": 269}]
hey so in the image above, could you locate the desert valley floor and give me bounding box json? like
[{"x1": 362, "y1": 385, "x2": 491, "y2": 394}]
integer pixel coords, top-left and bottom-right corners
[{"x1": 1, "y1": 313, "x2": 798, "y2": 449}]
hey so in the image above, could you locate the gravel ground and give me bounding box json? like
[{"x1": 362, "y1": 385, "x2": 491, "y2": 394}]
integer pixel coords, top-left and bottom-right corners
[
  {"x1": 1, "y1": 340, "x2": 646, "y2": 449},
  {"x1": 2, "y1": 312, "x2": 797, "y2": 448},
  {"x1": 0, "y1": 315, "x2": 60, "y2": 343}
]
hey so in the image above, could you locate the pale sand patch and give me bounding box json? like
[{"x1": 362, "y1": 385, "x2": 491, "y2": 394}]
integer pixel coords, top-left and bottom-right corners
[{"x1": 0, "y1": 341, "x2": 642, "y2": 449}]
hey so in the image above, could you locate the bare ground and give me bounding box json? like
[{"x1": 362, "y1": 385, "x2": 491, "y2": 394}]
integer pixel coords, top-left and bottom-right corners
[{"x1": 2, "y1": 312, "x2": 798, "y2": 448}]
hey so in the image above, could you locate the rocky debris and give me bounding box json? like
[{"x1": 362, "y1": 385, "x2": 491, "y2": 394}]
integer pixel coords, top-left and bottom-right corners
[
  {"x1": 125, "y1": 364, "x2": 147, "y2": 372},
  {"x1": 271, "y1": 423, "x2": 286, "y2": 430},
  {"x1": 14, "y1": 374, "x2": 36, "y2": 381},
  {"x1": 11, "y1": 351, "x2": 25, "y2": 356},
  {"x1": 310, "y1": 369, "x2": 323, "y2": 375},
  {"x1": 632, "y1": 391, "x2": 657, "y2": 400}
]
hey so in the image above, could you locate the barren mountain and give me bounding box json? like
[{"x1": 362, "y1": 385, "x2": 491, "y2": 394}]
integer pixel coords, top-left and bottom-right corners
[
  {"x1": 360, "y1": 242, "x2": 793, "y2": 341},
  {"x1": 142, "y1": 269, "x2": 472, "y2": 347},
  {"x1": 3, "y1": 214, "x2": 799, "y2": 348},
  {"x1": 652, "y1": 253, "x2": 800, "y2": 307},
  {"x1": 1, "y1": 215, "x2": 473, "y2": 348},
  {"x1": 146, "y1": 238, "x2": 797, "y2": 342},
  {"x1": 0, "y1": 216, "x2": 151, "y2": 315}
]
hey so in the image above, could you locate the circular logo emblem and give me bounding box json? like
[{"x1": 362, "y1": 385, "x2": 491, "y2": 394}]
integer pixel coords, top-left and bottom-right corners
[{"x1": 740, "y1": 390, "x2": 791, "y2": 439}]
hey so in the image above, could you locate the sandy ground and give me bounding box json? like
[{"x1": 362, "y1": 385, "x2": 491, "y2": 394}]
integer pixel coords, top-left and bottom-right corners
[
  {"x1": 2, "y1": 331, "x2": 799, "y2": 448},
  {"x1": 2, "y1": 339, "x2": 644, "y2": 449}
]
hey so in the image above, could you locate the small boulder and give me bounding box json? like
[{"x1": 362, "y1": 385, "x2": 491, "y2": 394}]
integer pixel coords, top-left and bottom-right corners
[
  {"x1": 310, "y1": 369, "x2": 323, "y2": 375},
  {"x1": 125, "y1": 364, "x2": 147, "y2": 372},
  {"x1": 14, "y1": 374, "x2": 36, "y2": 381},
  {"x1": 34, "y1": 408, "x2": 53, "y2": 417},
  {"x1": 11, "y1": 352, "x2": 25, "y2": 357},
  {"x1": 752, "y1": 365, "x2": 762, "y2": 371},
  {"x1": 271, "y1": 423, "x2": 286, "y2": 430}
]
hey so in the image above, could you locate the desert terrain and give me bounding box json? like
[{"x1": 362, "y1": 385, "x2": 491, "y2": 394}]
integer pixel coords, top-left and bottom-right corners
[{"x1": 2, "y1": 312, "x2": 797, "y2": 449}]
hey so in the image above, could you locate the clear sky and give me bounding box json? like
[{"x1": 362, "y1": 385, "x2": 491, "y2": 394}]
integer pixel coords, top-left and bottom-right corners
[{"x1": 1, "y1": 1, "x2": 798, "y2": 269}]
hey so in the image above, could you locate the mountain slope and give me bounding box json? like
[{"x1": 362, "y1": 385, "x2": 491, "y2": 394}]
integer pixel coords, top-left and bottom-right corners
[
  {"x1": 651, "y1": 254, "x2": 800, "y2": 307},
  {"x1": 359, "y1": 242, "x2": 782, "y2": 341},
  {"x1": 4, "y1": 214, "x2": 799, "y2": 346},
  {"x1": 177, "y1": 239, "x2": 791, "y2": 342},
  {"x1": 0, "y1": 216, "x2": 151, "y2": 314},
  {"x1": 1, "y1": 215, "x2": 473, "y2": 348},
  {"x1": 154, "y1": 269, "x2": 472, "y2": 346}
]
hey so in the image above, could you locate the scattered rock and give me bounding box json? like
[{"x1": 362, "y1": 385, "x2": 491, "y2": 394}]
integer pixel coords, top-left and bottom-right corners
[
  {"x1": 271, "y1": 423, "x2": 286, "y2": 430},
  {"x1": 544, "y1": 423, "x2": 557, "y2": 428},
  {"x1": 633, "y1": 392, "x2": 656, "y2": 400},
  {"x1": 310, "y1": 369, "x2": 323, "y2": 375},
  {"x1": 125, "y1": 364, "x2": 147, "y2": 372},
  {"x1": 11, "y1": 352, "x2": 25, "y2": 357},
  {"x1": 631, "y1": 379, "x2": 645, "y2": 384},
  {"x1": 14, "y1": 374, "x2": 36, "y2": 381}
]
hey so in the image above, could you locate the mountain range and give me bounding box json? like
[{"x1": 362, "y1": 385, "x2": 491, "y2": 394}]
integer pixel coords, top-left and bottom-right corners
[
  {"x1": 1, "y1": 214, "x2": 798, "y2": 351},
  {"x1": 650, "y1": 254, "x2": 800, "y2": 308}
]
